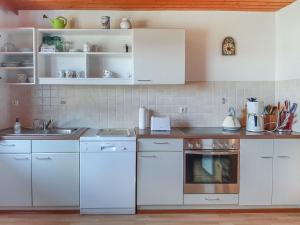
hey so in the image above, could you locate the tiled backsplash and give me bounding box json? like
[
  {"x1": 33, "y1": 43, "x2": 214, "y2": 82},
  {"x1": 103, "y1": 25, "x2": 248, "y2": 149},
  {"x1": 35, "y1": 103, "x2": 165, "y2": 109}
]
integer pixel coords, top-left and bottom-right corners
[
  {"x1": 9, "y1": 81, "x2": 275, "y2": 129},
  {"x1": 0, "y1": 85, "x2": 11, "y2": 129}
]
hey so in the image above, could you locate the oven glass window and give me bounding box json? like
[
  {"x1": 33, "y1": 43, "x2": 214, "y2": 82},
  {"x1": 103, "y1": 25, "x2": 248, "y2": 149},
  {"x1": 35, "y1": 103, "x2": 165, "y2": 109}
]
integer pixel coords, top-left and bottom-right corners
[{"x1": 185, "y1": 153, "x2": 238, "y2": 184}]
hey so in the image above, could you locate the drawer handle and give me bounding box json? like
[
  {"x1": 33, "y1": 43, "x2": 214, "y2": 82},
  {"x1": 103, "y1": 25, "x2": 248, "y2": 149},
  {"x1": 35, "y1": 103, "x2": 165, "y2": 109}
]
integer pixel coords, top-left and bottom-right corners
[
  {"x1": 205, "y1": 198, "x2": 220, "y2": 201},
  {"x1": 0, "y1": 144, "x2": 16, "y2": 147},
  {"x1": 154, "y1": 142, "x2": 169, "y2": 145},
  {"x1": 137, "y1": 80, "x2": 152, "y2": 82},
  {"x1": 14, "y1": 157, "x2": 30, "y2": 161},
  {"x1": 277, "y1": 156, "x2": 289, "y2": 158},
  {"x1": 260, "y1": 156, "x2": 273, "y2": 159},
  {"x1": 140, "y1": 155, "x2": 158, "y2": 158},
  {"x1": 36, "y1": 157, "x2": 52, "y2": 160}
]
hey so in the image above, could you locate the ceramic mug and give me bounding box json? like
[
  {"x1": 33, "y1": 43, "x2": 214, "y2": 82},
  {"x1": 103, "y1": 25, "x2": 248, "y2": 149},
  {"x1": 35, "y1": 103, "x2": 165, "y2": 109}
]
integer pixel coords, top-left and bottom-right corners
[
  {"x1": 103, "y1": 70, "x2": 113, "y2": 78},
  {"x1": 58, "y1": 70, "x2": 66, "y2": 78},
  {"x1": 83, "y1": 43, "x2": 91, "y2": 52},
  {"x1": 101, "y1": 16, "x2": 110, "y2": 29},
  {"x1": 65, "y1": 70, "x2": 74, "y2": 78}
]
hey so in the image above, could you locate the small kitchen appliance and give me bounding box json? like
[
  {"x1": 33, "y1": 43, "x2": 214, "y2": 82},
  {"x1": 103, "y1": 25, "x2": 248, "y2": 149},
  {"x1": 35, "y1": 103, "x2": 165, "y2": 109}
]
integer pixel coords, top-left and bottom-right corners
[
  {"x1": 222, "y1": 107, "x2": 241, "y2": 131},
  {"x1": 246, "y1": 100, "x2": 265, "y2": 132},
  {"x1": 151, "y1": 116, "x2": 171, "y2": 131}
]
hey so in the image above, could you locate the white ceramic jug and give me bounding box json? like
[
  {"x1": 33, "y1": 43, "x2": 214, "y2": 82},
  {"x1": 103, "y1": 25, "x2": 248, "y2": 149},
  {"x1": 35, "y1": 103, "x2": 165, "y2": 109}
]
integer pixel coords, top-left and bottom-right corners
[{"x1": 120, "y1": 18, "x2": 133, "y2": 29}]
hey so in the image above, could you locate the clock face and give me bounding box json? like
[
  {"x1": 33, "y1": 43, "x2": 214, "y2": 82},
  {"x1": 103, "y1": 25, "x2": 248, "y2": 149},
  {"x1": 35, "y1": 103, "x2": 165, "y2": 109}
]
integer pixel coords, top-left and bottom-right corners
[{"x1": 222, "y1": 37, "x2": 236, "y2": 56}]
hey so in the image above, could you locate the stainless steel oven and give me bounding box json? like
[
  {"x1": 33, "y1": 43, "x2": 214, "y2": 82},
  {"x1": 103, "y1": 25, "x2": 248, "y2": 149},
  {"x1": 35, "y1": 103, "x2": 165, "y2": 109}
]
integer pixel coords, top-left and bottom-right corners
[{"x1": 184, "y1": 139, "x2": 240, "y2": 194}]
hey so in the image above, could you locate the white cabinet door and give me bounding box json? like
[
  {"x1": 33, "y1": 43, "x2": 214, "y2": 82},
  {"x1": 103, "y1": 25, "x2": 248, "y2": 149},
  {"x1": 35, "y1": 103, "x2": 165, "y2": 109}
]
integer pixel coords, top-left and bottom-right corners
[
  {"x1": 239, "y1": 139, "x2": 273, "y2": 205},
  {"x1": 137, "y1": 151, "x2": 183, "y2": 205},
  {"x1": 0, "y1": 154, "x2": 31, "y2": 207},
  {"x1": 133, "y1": 29, "x2": 185, "y2": 85},
  {"x1": 273, "y1": 140, "x2": 300, "y2": 205},
  {"x1": 32, "y1": 153, "x2": 79, "y2": 207},
  {"x1": 80, "y1": 152, "x2": 136, "y2": 209}
]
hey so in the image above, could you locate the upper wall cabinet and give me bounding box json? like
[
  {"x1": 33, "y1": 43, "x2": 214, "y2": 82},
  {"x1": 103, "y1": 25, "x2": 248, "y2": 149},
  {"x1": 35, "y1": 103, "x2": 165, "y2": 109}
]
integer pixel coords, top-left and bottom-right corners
[
  {"x1": 36, "y1": 28, "x2": 185, "y2": 85},
  {"x1": 37, "y1": 29, "x2": 133, "y2": 85},
  {"x1": 133, "y1": 29, "x2": 185, "y2": 85},
  {"x1": 0, "y1": 28, "x2": 36, "y2": 85}
]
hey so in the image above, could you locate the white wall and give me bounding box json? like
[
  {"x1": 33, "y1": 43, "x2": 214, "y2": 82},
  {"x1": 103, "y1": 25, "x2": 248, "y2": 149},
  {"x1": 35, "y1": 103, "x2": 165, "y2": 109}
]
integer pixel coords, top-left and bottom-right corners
[
  {"x1": 11, "y1": 10, "x2": 276, "y2": 81},
  {"x1": 276, "y1": 1, "x2": 300, "y2": 81},
  {"x1": 0, "y1": 85, "x2": 10, "y2": 129}
]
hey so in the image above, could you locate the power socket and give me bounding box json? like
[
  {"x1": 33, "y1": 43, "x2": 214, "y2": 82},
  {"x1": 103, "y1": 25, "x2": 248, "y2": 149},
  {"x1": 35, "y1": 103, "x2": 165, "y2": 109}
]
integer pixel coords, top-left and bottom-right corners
[{"x1": 179, "y1": 107, "x2": 188, "y2": 114}]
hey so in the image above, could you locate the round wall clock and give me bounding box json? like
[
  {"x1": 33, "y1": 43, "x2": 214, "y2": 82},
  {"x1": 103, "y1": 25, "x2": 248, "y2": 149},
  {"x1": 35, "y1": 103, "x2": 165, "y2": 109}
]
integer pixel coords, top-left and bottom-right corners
[{"x1": 222, "y1": 37, "x2": 236, "y2": 56}]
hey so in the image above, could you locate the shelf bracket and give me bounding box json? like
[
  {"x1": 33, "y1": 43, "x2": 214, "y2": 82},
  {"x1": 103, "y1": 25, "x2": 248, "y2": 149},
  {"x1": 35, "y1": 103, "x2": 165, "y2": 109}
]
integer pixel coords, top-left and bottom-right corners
[{"x1": 0, "y1": 0, "x2": 19, "y2": 15}]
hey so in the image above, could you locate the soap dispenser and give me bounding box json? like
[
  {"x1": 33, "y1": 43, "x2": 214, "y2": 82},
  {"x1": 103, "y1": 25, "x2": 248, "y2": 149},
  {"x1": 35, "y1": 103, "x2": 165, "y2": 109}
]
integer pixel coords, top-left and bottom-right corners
[{"x1": 14, "y1": 118, "x2": 21, "y2": 134}]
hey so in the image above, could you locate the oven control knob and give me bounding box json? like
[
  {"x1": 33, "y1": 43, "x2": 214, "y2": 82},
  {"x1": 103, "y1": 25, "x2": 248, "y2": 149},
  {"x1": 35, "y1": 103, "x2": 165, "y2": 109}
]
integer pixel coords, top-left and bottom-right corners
[
  {"x1": 196, "y1": 143, "x2": 201, "y2": 148},
  {"x1": 188, "y1": 143, "x2": 194, "y2": 149},
  {"x1": 212, "y1": 143, "x2": 216, "y2": 148}
]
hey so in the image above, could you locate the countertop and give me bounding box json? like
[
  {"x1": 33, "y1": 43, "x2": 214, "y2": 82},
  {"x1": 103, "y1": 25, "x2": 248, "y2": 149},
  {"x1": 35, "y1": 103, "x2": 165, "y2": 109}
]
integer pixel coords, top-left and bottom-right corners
[
  {"x1": 0, "y1": 128, "x2": 87, "y2": 140},
  {"x1": 135, "y1": 127, "x2": 300, "y2": 139}
]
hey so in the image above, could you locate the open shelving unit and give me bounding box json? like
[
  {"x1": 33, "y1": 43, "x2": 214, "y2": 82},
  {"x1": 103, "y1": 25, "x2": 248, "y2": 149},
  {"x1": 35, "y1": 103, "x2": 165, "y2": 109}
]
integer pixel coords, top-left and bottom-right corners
[
  {"x1": 37, "y1": 29, "x2": 134, "y2": 85},
  {"x1": 0, "y1": 28, "x2": 36, "y2": 85}
]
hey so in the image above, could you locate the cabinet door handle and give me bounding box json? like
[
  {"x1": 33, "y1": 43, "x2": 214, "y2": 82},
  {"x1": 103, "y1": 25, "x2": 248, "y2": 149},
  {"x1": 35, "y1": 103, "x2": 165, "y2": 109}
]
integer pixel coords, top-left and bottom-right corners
[
  {"x1": 277, "y1": 156, "x2": 290, "y2": 158},
  {"x1": 260, "y1": 156, "x2": 273, "y2": 159},
  {"x1": 0, "y1": 144, "x2": 16, "y2": 147},
  {"x1": 205, "y1": 198, "x2": 220, "y2": 201},
  {"x1": 154, "y1": 142, "x2": 169, "y2": 145},
  {"x1": 14, "y1": 157, "x2": 30, "y2": 161},
  {"x1": 36, "y1": 157, "x2": 52, "y2": 160},
  {"x1": 140, "y1": 155, "x2": 158, "y2": 158},
  {"x1": 137, "y1": 80, "x2": 152, "y2": 82}
]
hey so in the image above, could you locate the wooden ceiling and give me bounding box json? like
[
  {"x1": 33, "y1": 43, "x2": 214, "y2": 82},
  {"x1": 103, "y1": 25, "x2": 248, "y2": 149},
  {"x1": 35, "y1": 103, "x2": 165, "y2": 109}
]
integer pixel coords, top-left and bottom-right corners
[{"x1": 2, "y1": 0, "x2": 295, "y2": 14}]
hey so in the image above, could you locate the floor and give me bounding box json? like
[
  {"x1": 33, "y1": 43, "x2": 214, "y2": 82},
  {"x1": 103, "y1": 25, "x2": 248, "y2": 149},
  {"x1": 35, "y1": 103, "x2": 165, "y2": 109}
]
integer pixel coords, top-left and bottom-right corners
[{"x1": 1, "y1": 212, "x2": 300, "y2": 225}]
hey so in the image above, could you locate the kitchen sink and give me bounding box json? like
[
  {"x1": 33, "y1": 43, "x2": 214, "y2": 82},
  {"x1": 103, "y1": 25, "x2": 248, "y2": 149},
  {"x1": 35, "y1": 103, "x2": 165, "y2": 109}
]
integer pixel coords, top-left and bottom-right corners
[{"x1": 0, "y1": 128, "x2": 81, "y2": 136}]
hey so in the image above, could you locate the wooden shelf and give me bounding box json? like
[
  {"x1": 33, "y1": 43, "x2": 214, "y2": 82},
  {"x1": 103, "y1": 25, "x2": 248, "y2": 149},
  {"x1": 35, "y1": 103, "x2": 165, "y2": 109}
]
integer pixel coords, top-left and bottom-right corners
[
  {"x1": 38, "y1": 77, "x2": 133, "y2": 85},
  {"x1": 37, "y1": 29, "x2": 133, "y2": 36},
  {"x1": 38, "y1": 52, "x2": 85, "y2": 56},
  {"x1": 0, "y1": 67, "x2": 34, "y2": 70},
  {"x1": 87, "y1": 52, "x2": 132, "y2": 56},
  {"x1": 38, "y1": 52, "x2": 132, "y2": 56},
  {"x1": 0, "y1": 52, "x2": 33, "y2": 55}
]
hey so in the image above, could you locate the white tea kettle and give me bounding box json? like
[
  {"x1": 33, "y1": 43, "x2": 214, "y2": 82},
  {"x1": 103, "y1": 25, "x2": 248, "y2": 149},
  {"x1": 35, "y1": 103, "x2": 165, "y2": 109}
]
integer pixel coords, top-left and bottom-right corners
[{"x1": 222, "y1": 107, "x2": 241, "y2": 131}]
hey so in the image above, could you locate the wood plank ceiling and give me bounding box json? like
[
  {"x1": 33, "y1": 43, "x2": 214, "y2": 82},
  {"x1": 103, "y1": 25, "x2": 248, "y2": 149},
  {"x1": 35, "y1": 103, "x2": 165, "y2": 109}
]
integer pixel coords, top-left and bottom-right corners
[{"x1": 2, "y1": 0, "x2": 296, "y2": 13}]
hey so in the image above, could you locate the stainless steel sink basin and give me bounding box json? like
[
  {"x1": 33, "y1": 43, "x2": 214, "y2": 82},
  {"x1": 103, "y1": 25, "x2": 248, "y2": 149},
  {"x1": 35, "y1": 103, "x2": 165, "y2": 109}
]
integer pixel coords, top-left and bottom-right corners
[{"x1": 0, "y1": 128, "x2": 81, "y2": 136}]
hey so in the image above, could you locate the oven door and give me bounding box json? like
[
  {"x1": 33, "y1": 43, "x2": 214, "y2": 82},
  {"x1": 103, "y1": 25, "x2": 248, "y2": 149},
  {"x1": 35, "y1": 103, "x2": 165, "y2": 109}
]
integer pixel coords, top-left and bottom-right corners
[{"x1": 184, "y1": 150, "x2": 239, "y2": 194}]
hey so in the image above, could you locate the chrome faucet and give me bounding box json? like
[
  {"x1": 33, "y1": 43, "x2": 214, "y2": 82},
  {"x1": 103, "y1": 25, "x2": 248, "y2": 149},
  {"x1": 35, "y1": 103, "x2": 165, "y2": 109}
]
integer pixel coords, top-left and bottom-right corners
[{"x1": 33, "y1": 119, "x2": 53, "y2": 131}]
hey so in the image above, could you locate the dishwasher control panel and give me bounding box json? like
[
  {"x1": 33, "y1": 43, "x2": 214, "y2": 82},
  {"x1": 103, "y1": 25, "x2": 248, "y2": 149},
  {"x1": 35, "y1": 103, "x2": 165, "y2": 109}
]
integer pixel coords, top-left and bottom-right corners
[{"x1": 80, "y1": 141, "x2": 136, "y2": 153}]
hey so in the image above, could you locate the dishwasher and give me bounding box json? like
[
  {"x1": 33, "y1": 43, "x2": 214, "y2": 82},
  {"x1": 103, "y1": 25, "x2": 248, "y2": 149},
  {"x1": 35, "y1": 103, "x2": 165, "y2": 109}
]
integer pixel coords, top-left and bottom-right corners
[{"x1": 80, "y1": 129, "x2": 136, "y2": 214}]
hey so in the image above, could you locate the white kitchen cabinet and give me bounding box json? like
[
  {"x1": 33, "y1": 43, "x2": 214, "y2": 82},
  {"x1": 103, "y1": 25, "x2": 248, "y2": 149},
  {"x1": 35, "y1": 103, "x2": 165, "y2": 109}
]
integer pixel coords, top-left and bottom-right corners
[
  {"x1": 239, "y1": 139, "x2": 274, "y2": 206},
  {"x1": 133, "y1": 29, "x2": 185, "y2": 85},
  {"x1": 32, "y1": 153, "x2": 79, "y2": 207},
  {"x1": 137, "y1": 139, "x2": 183, "y2": 205},
  {"x1": 0, "y1": 154, "x2": 31, "y2": 207},
  {"x1": 272, "y1": 139, "x2": 300, "y2": 205}
]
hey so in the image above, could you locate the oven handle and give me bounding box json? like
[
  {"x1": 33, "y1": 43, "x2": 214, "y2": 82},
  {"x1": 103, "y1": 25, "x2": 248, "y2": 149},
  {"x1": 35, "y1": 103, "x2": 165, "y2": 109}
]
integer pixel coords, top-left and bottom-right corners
[{"x1": 185, "y1": 150, "x2": 239, "y2": 155}]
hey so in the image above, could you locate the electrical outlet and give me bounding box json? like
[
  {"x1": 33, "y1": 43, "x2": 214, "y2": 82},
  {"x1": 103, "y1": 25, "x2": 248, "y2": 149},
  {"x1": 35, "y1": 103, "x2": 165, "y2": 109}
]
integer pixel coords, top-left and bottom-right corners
[
  {"x1": 12, "y1": 99, "x2": 19, "y2": 106},
  {"x1": 179, "y1": 107, "x2": 188, "y2": 114}
]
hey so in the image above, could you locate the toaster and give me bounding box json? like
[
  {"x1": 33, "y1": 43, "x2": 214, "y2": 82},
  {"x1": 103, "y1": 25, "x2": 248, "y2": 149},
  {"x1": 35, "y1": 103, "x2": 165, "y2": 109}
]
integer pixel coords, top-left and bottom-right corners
[{"x1": 151, "y1": 116, "x2": 171, "y2": 131}]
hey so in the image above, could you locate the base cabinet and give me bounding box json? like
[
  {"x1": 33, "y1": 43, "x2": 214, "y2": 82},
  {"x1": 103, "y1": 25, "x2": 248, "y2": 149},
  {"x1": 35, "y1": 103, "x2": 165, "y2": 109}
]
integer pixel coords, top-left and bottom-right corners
[
  {"x1": 272, "y1": 140, "x2": 300, "y2": 205},
  {"x1": 0, "y1": 154, "x2": 31, "y2": 207},
  {"x1": 137, "y1": 139, "x2": 183, "y2": 206},
  {"x1": 32, "y1": 153, "x2": 79, "y2": 207},
  {"x1": 239, "y1": 139, "x2": 273, "y2": 205},
  {"x1": 240, "y1": 139, "x2": 300, "y2": 206}
]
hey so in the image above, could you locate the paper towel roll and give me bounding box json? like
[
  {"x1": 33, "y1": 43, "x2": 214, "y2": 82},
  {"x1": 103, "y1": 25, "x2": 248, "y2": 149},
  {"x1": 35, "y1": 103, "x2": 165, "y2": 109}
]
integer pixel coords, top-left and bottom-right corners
[{"x1": 139, "y1": 107, "x2": 147, "y2": 129}]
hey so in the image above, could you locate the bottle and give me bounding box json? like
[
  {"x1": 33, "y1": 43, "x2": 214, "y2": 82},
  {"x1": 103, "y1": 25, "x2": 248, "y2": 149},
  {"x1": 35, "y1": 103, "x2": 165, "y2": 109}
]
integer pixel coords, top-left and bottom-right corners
[{"x1": 14, "y1": 118, "x2": 21, "y2": 134}]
